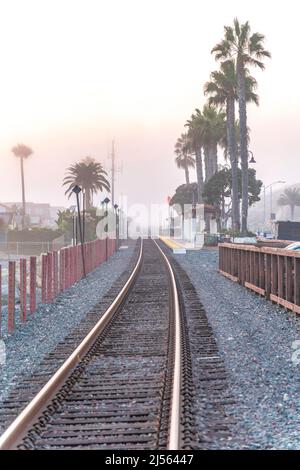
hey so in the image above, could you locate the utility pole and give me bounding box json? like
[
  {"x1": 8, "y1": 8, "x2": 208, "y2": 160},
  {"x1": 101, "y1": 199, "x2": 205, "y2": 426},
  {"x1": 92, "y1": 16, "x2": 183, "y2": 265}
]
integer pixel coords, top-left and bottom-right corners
[
  {"x1": 111, "y1": 140, "x2": 115, "y2": 206},
  {"x1": 108, "y1": 140, "x2": 122, "y2": 207}
]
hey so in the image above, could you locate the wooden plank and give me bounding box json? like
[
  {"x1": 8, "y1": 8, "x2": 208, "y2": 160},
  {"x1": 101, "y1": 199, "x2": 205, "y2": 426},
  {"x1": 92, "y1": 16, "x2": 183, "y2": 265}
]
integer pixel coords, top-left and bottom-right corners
[
  {"x1": 245, "y1": 282, "x2": 265, "y2": 296},
  {"x1": 285, "y1": 256, "x2": 293, "y2": 303},
  {"x1": 294, "y1": 257, "x2": 300, "y2": 307},
  {"x1": 30, "y1": 256, "x2": 37, "y2": 314},
  {"x1": 270, "y1": 294, "x2": 300, "y2": 315},
  {"x1": 259, "y1": 252, "x2": 265, "y2": 290},
  {"x1": 8, "y1": 261, "x2": 15, "y2": 333},
  {"x1": 218, "y1": 269, "x2": 239, "y2": 283},
  {"x1": 265, "y1": 253, "x2": 272, "y2": 300},
  {"x1": 249, "y1": 251, "x2": 254, "y2": 285},
  {"x1": 271, "y1": 254, "x2": 278, "y2": 297},
  {"x1": 277, "y1": 255, "x2": 285, "y2": 300}
]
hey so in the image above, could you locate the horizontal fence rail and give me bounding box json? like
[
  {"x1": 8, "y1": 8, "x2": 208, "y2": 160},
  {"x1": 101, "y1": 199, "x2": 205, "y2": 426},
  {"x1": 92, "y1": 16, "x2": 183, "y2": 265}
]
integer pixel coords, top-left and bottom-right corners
[
  {"x1": 219, "y1": 243, "x2": 300, "y2": 315},
  {"x1": 0, "y1": 238, "x2": 116, "y2": 337}
]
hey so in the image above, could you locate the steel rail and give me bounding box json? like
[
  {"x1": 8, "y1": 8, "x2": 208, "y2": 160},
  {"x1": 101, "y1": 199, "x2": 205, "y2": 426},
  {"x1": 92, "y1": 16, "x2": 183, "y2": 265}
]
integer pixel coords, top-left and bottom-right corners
[
  {"x1": 0, "y1": 240, "x2": 144, "y2": 450},
  {"x1": 153, "y1": 240, "x2": 182, "y2": 450}
]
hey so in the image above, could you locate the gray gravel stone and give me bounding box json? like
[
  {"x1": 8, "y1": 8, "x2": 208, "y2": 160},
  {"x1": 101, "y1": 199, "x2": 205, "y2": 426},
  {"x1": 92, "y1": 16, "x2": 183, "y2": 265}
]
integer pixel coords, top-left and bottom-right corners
[{"x1": 174, "y1": 248, "x2": 300, "y2": 450}]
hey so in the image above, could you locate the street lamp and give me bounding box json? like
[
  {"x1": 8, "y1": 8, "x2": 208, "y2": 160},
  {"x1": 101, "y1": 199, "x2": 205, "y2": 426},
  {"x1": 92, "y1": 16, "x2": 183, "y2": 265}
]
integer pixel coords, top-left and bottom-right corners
[
  {"x1": 248, "y1": 150, "x2": 256, "y2": 164},
  {"x1": 102, "y1": 197, "x2": 110, "y2": 261},
  {"x1": 263, "y1": 181, "x2": 285, "y2": 225},
  {"x1": 72, "y1": 185, "x2": 86, "y2": 277}
]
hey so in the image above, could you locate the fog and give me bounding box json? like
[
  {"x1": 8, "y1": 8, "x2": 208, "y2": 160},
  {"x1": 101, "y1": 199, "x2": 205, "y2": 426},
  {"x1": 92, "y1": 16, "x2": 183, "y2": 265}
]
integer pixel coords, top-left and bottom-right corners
[{"x1": 0, "y1": 0, "x2": 299, "y2": 208}]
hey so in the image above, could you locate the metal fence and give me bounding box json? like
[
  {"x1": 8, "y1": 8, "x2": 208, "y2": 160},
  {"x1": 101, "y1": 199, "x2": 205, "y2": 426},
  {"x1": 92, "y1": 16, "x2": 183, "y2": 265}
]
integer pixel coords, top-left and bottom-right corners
[
  {"x1": 0, "y1": 236, "x2": 65, "y2": 258},
  {"x1": 219, "y1": 243, "x2": 300, "y2": 315}
]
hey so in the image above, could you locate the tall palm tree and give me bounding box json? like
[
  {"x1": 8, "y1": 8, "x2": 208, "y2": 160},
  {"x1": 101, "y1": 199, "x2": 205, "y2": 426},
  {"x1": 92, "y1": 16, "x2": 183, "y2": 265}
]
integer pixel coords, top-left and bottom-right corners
[
  {"x1": 185, "y1": 106, "x2": 226, "y2": 202},
  {"x1": 11, "y1": 144, "x2": 33, "y2": 229},
  {"x1": 63, "y1": 157, "x2": 110, "y2": 209},
  {"x1": 212, "y1": 18, "x2": 271, "y2": 234},
  {"x1": 185, "y1": 109, "x2": 205, "y2": 203},
  {"x1": 278, "y1": 188, "x2": 300, "y2": 221},
  {"x1": 204, "y1": 60, "x2": 259, "y2": 231},
  {"x1": 201, "y1": 104, "x2": 226, "y2": 181},
  {"x1": 174, "y1": 134, "x2": 195, "y2": 184}
]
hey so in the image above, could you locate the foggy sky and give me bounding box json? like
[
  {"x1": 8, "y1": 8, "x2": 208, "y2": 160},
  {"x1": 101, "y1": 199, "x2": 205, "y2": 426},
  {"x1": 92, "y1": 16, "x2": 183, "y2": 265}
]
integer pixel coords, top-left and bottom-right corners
[{"x1": 0, "y1": 0, "x2": 299, "y2": 209}]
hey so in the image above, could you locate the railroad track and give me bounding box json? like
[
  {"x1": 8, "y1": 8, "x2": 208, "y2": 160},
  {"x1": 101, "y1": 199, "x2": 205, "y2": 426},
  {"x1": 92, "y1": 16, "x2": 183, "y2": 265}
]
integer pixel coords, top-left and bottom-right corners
[{"x1": 0, "y1": 239, "x2": 197, "y2": 450}]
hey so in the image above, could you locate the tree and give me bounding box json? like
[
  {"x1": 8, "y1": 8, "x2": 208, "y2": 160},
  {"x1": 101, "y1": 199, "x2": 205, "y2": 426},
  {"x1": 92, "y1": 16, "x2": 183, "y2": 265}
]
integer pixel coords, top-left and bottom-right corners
[
  {"x1": 203, "y1": 167, "x2": 262, "y2": 231},
  {"x1": 212, "y1": 18, "x2": 271, "y2": 234},
  {"x1": 204, "y1": 60, "x2": 259, "y2": 231},
  {"x1": 185, "y1": 110, "x2": 205, "y2": 203},
  {"x1": 56, "y1": 208, "x2": 103, "y2": 242},
  {"x1": 174, "y1": 134, "x2": 195, "y2": 184},
  {"x1": 63, "y1": 157, "x2": 110, "y2": 209},
  {"x1": 278, "y1": 188, "x2": 300, "y2": 221},
  {"x1": 201, "y1": 104, "x2": 226, "y2": 181},
  {"x1": 11, "y1": 144, "x2": 33, "y2": 229},
  {"x1": 169, "y1": 183, "x2": 198, "y2": 211},
  {"x1": 185, "y1": 105, "x2": 226, "y2": 202}
]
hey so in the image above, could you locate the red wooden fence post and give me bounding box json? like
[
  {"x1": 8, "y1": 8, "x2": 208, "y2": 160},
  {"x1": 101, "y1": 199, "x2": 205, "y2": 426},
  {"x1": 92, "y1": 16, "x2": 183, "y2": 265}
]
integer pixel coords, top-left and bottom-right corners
[
  {"x1": 8, "y1": 261, "x2": 15, "y2": 333},
  {"x1": 64, "y1": 248, "x2": 69, "y2": 289},
  {"x1": 47, "y1": 252, "x2": 53, "y2": 302},
  {"x1": 60, "y1": 249, "x2": 65, "y2": 292},
  {"x1": 30, "y1": 256, "x2": 37, "y2": 314},
  {"x1": 20, "y1": 258, "x2": 27, "y2": 322},
  {"x1": 53, "y1": 251, "x2": 58, "y2": 298},
  {"x1": 41, "y1": 254, "x2": 47, "y2": 303}
]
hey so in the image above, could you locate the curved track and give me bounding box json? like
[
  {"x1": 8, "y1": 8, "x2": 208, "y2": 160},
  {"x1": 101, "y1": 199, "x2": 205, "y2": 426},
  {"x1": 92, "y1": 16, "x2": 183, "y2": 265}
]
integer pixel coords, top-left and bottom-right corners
[{"x1": 0, "y1": 239, "x2": 190, "y2": 450}]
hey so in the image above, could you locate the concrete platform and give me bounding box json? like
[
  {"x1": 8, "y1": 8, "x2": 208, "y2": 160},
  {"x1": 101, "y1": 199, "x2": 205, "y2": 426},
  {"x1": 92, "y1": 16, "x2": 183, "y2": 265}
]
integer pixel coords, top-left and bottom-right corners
[{"x1": 159, "y1": 237, "x2": 186, "y2": 254}]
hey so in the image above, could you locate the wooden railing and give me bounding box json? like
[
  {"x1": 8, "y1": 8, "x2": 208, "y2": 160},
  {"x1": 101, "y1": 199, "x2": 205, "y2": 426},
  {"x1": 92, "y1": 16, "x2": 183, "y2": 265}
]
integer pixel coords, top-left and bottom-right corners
[{"x1": 219, "y1": 243, "x2": 300, "y2": 314}]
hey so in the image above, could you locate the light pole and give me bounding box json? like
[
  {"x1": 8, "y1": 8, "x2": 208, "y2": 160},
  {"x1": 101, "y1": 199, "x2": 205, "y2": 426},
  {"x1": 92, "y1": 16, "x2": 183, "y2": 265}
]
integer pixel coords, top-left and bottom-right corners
[
  {"x1": 248, "y1": 150, "x2": 256, "y2": 164},
  {"x1": 72, "y1": 185, "x2": 86, "y2": 277},
  {"x1": 114, "y1": 203, "x2": 119, "y2": 249},
  {"x1": 82, "y1": 190, "x2": 86, "y2": 244},
  {"x1": 102, "y1": 197, "x2": 110, "y2": 261},
  {"x1": 263, "y1": 181, "x2": 285, "y2": 226}
]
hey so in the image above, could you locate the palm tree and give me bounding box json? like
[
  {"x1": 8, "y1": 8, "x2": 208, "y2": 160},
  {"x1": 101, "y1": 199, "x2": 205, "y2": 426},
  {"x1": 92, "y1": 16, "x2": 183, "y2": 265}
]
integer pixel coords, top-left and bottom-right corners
[
  {"x1": 185, "y1": 109, "x2": 205, "y2": 203},
  {"x1": 174, "y1": 134, "x2": 195, "y2": 184},
  {"x1": 204, "y1": 60, "x2": 259, "y2": 231},
  {"x1": 185, "y1": 106, "x2": 226, "y2": 202},
  {"x1": 63, "y1": 157, "x2": 110, "y2": 209},
  {"x1": 212, "y1": 18, "x2": 271, "y2": 234},
  {"x1": 11, "y1": 144, "x2": 33, "y2": 229},
  {"x1": 201, "y1": 104, "x2": 226, "y2": 181},
  {"x1": 278, "y1": 188, "x2": 300, "y2": 221}
]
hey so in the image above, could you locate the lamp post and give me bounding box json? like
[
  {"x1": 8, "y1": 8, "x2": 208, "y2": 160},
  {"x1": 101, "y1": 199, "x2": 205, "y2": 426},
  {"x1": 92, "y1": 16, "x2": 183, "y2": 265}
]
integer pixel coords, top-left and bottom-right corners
[
  {"x1": 114, "y1": 204, "x2": 119, "y2": 249},
  {"x1": 82, "y1": 190, "x2": 86, "y2": 244},
  {"x1": 263, "y1": 181, "x2": 285, "y2": 225},
  {"x1": 248, "y1": 150, "x2": 256, "y2": 164},
  {"x1": 72, "y1": 185, "x2": 86, "y2": 277},
  {"x1": 102, "y1": 197, "x2": 110, "y2": 261}
]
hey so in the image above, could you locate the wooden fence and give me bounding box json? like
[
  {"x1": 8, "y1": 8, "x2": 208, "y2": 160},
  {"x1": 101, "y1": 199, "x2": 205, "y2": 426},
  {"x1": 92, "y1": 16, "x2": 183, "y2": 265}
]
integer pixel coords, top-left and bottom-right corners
[
  {"x1": 219, "y1": 243, "x2": 300, "y2": 315},
  {"x1": 0, "y1": 238, "x2": 116, "y2": 337}
]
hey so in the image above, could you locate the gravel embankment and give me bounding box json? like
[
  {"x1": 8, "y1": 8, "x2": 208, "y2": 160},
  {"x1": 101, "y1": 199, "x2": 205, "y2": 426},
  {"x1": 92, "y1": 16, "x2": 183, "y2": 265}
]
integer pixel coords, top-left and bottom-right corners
[
  {"x1": 0, "y1": 241, "x2": 136, "y2": 404},
  {"x1": 174, "y1": 248, "x2": 300, "y2": 450}
]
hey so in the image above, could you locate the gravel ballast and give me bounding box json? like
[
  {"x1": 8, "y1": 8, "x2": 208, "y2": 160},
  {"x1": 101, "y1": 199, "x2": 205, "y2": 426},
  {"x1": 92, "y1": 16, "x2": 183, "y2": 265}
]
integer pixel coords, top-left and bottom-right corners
[
  {"x1": 0, "y1": 241, "x2": 136, "y2": 404},
  {"x1": 174, "y1": 248, "x2": 300, "y2": 450}
]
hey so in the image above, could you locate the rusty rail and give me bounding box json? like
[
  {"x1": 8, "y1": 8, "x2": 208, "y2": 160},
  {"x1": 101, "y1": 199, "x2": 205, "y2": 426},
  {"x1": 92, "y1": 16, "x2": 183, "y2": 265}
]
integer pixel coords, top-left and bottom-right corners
[{"x1": 219, "y1": 243, "x2": 300, "y2": 315}]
